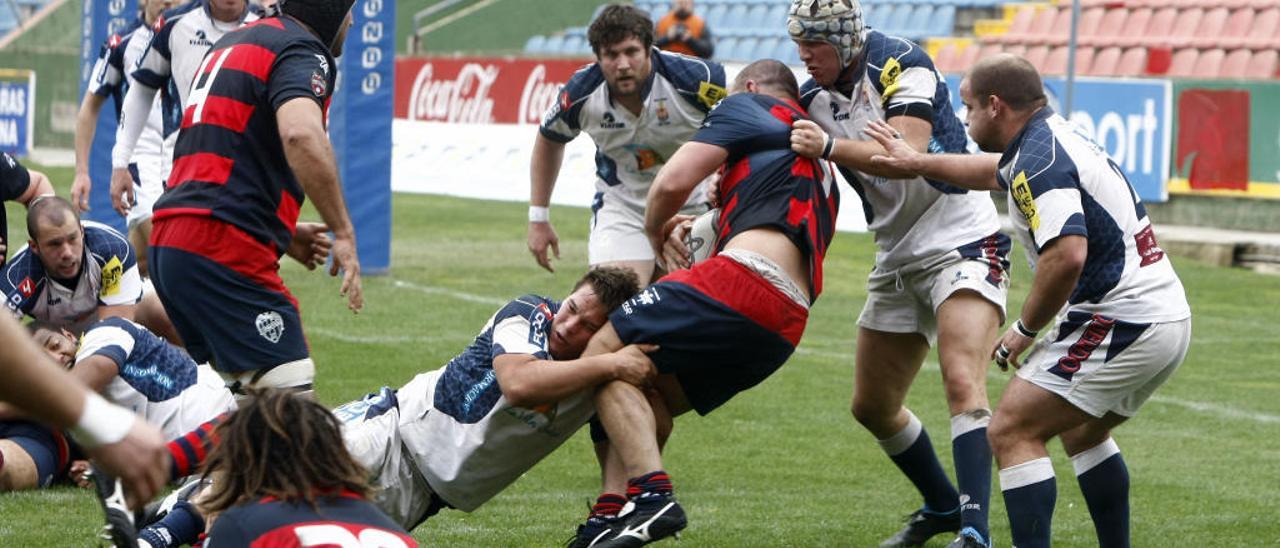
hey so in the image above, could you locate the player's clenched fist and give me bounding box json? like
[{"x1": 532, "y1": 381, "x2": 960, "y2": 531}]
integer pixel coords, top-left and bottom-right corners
[
  {"x1": 790, "y1": 119, "x2": 831, "y2": 160},
  {"x1": 611, "y1": 343, "x2": 659, "y2": 387}
]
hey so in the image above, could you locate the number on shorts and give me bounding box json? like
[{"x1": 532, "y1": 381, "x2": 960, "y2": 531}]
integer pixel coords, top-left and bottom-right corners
[{"x1": 294, "y1": 524, "x2": 410, "y2": 548}]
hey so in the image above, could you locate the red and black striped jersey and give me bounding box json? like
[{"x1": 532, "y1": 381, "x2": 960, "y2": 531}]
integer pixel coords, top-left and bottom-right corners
[
  {"x1": 153, "y1": 16, "x2": 336, "y2": 256},
  {"x1": 689, "y1": 93, "x2": 840, "y2": 301},
  {"x1": 205, "y1": 492, "x2": 418, "y2": 547}
]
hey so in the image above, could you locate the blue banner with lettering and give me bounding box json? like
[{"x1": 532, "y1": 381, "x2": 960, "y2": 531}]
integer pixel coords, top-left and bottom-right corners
[
  {"x1": 944, "y1": 75, "x2": 1171, "y2": 202},
  {"x1": 80, "y1": 0, "x2": 136, "y2": 233},
  {"x1": 329, "y1": 0, "x2": 394, "y2": 273},
  {"x1": 0, "y1": 75, "x2": 34, "y2": 155}
]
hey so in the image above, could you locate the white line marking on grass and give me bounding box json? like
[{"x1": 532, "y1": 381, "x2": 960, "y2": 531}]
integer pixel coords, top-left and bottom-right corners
[
  {"x1": 310, "y1": 328, "x2": 419, "y2": 345},
  {"x1": 1147, "y1": 395, "x2": 1280, "y2": 425},
  {"x1": 391, "y1": 279, "x2": 507, "y2": 306},
  {"x1": 418, "y1": 0, "x2": 500, "y2": 35}
]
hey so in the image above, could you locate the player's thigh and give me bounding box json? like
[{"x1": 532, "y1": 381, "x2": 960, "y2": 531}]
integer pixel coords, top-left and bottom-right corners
[
  {"x1": 584, "y1": 322, "x2": 625, "y2": 357},
  {"x1": 0, "y1": 440, "x2": 38, "y2": 491},
  {"x1": 588, "y1": 200, "x2": 653, "y2": 267},
  {"x1": 852, "y1": 326, "x2": 930, "y2": 411},
  {"x1": 989, "y1": 376, "x2": 1095, "y2": 452},
  {"x1": 934, "y1": 290, "x2": 1002, "y2": 411},
  {"x1": 1059, "y1": 412, "x2": 1129, "y2": 456}
]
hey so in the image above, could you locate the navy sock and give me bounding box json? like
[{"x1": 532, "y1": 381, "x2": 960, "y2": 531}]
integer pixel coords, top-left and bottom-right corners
[
  {"x1": 880, "y1": 411, "x2": 959, "y2": 513},
  {"x1": 1073, "y1": 439, "x2": 1130, "y2": 548},
  {"x1": 138, "y1": 501, "x2": 204, "y2": 548},
  {"x1": 999, "y1": 457, "x2": 1056, "y2": 548},
  {"x1": 951, "y1": 410, "x2": 993, "y2": 542},
  {"x1": 626, "y1": 470, "x2": 673, "y2": 497}
]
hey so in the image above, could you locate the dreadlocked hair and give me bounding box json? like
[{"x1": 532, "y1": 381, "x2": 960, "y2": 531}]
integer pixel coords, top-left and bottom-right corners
[{"x1": 197, "y1": 388, "x2": 371, "y2": 515}]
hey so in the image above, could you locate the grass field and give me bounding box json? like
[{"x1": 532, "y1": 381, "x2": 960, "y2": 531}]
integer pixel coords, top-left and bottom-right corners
[{"x1": 2, "y1": 164, "x2": 1279, "y2": 546}]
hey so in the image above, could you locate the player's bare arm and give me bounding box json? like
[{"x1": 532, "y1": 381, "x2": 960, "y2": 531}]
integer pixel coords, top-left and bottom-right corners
[
  {"x1": 69, "y1": 354, "x2": 122, "y2": 393},
  {"x1": 98, "y1": 303, "x2": 137, "y2": 322},
  {"x1": 644, "y1": 141, "x2": 728, "y2": 265},
  {"x1": 863, "y1": 119, "x2": 1001, "y2": 190},
  {"x1": 277, "y1": 96, "x2": 363, "y2": 313},
  {"x1": 994, "y1": 234, "x2": 1086, "y2": 370},
  {"x1": 528, "y1": 133, "x2": 566, "y2": 272},
  {"x1": 72, "y1": 92, "x2": 110, "y2": 212},
  {"x1": 8, "y1": 167, "x2": 56, "y2": 253},
  {"x1": 493, "y1": 344, "x2": 658, "y2": 408},
  {"x1": 789, "y1": 115, "x2": 929, "y2": 179},
  {"x1": 287, "y1": 222, "x2": 334, "y2": 271},
  {"x1": 110, "y1": 81, "x2": 162, "y2": 216}
]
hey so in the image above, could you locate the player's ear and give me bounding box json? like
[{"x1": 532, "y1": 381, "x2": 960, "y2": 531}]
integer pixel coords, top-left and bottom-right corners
[{"x1": 27, "y1": 238, "x2": 38, "y2": 254}]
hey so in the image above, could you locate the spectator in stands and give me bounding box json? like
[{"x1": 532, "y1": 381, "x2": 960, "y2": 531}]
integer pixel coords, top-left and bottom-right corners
[{"x1": 656, "y1": 0, "x2": 714, "y2": 59}]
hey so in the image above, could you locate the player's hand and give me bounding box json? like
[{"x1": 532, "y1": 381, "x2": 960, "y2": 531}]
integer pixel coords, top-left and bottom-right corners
[
  {"x1": 109, "y1": 168, "x2": 135, "y2": 217},
  {"x1": 69, "y1": 459, "x2": 93, "y2": 488},
  {"x1": 705, "y1": 167, "x2": 723, "y2": 208},
  {"x1": 527, "y1": 221, "x2": 560, "y2": 273},
  {"x1": 288, "y1": 222, "x2": 333, "y2": 270},
  {"x1": 70, "y1": 172, "x2": 92, "y2": 212},
  {"x1": 613, "y1": 343, "x2": 659, "y2": 387},
  {"x1": 86, "y1": 419, "x2": 169, "y2": 511},
  {"x1": 330, "y1": 235, "x2": 363, "y2": 314},
  {"x1": 864, "y1": 119, "x2": 924, "y2": 175},
  {"x1": 660, "y1": 215, "x2": 696, "y2": 271},
  {"x1": 790, "y1": 119, "x2": 830, "y2": 159},
  {"x1": 992, "y1": 327, "x2": 1035, "y2": 372}
]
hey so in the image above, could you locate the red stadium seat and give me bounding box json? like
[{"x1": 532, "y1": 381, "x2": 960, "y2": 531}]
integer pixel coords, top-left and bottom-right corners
[
  {"x1": 1166, "y1": 48, "x2": 1201, "y2": 77},
  {"x1": 934, "y1": 42, "x2": 963, "y2": 74},
  {"x1": 1244, "y1": 49, "x2": 1277, "y2": 79},
  {"x1": 1164, "y1": 8, "x2": 1204, "y2": 47},
  {"x1": 1116, "y1": 7, "x2": 1171, "y2": 48},
  {"x1": 1193, "y1": 48, "x2": 1226, "y2": 77},
  {"x1": 1219, "y1": 48, "x2": 1252, "y2": 78},
  {"x1": 977, "y1": 42, "x2": 1005, "y2": 63},
  {"x1": 1088, "y1": 46, "x2": 1123, "y2": 75},
  {"x1": 1037, "y1": 7, "x2": 1078, "y2": 46},
  {"x1": 1024, "y1": 45, "x2": 1051, "y2": 68},
  {"x1": 1000, "y1": 6, "x2": 1057, "y2": 45},
  {"x1": 1043, "y1": 46, "x2": 1069, "y2": 75},
  {"x1": 992, "y1": 6, "x2": 1038, "y2": 44},
  {"x1": 1003, "y1": 44, "x2": 1028, "y2": 57},
  {"x1": 1117, "y1": 47, "x2": 1150, "y2": 76},
  {"x1": 1218, "y1": 9, "x2": 1256, "y2": 49},
  {"x1": 955, "y1": 44, "x2": 982, "y2": 72},
  {"x1": 1082, "y1": 7, "x2": 1129, "y2": 48}
]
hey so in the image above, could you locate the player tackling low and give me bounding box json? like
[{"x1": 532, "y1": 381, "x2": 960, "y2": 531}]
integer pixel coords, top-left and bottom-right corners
[{"x1": 863, "y1": 53, "x2": 1191, "y2": 548}]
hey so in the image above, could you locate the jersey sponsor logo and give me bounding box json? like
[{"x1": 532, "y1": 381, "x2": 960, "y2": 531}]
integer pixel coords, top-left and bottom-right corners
[
  {"x1": 314, "y1": 54, "x2": 330, "y2": 76},
  {"x1": 600, "y1": 111, "x2": 625, "y2": 129},
  {"x1": 620, "y1": 287, "x2": 662, "y2": 316},
  {"x1": 527, "y1": 303, "x2": 552, "y2": 348},
  {"x1": 1050, "y1": 314, "x2": 1115, "y2": 381},
  {"x1": 6, "y1": 292, "x2": 20, "y2": 314},
  {"x1": 696, "y1": 80, "x2": 726, "y2": 109},
  {"x1": 108, "y1": 34, "x2": 122, "y2": 48},
  {"x1": 17, "y1": 277, "x2": 34, "y2": 298},
  {"x1": 829, "y1": 101, "x2": 850, "y2": 122},
  {"x1": 625, "y1": 144, "x2": 662, "y2": 171},
  {"x1": 256, "y1": 310, "x2": 284, "y2": 343},
  {"x1": 189, "y1": 29, "x2": 212, "y2": 47},
  {"x1": 1134, "y1": 225, "x2": 1165, "y2": 267},
  {"x1": 1010, "y1": 170, "x2": 1040, "y2": 231},
  {"x1": 311, "y1": 71, "x2": 328, "y2": 97},
  {"x1": 654, "y1": 98, "x2": 670, "y2": 126},
  {"x1": 879, "y1": 56, "x2": 903, "y2": 98},
  {"x1": 101, "y1": 257, "x2": 124, "y2": 297}
]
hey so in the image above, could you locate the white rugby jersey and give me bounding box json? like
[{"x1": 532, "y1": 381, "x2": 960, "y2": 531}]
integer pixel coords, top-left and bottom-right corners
[
  {"x1": 801, "y1": 30, "x2": 1000, "y2": 271},
  {"x1": 116, "y1": 0, "x2": 257, "y2": 176},
  {"x1": 395, "y1": 295, "x2": 595, "y2": 512},
  {"x1": 88, "y1": 19, "x2": 166, "y2": 165},
  {"x1": 77, "y1": 317, "x2": 235, "y2": 441},
  {"x1": 1, "y1": 221, "x2": 143, "y2": 333},
  {"x1": 998, "y1": 109, "x2": 1189, "y2": 322},
  {"x1": 540, "y1": 48, "x2": 727, "y2": 210}
]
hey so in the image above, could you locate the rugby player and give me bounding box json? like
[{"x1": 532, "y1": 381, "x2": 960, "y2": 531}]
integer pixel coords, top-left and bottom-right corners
[
  {"x1": 862, "y1": 53, "x2": 1191, "y2": 548},
  {"x1": 147, "y1": 0, "x2": 360, "y2": 393},
  {"x1": 530, "y1": 3, "x2": 726, "y2": 285},
  {"x1": 572, "y1": 59, "x2": 840, "y2": 547},
  {"x1": 786, "y1": 1, "x2": 1009, "y2": 545},
  {"x1": 71, "y1": 0, "x2": 175, "y2": 276}
]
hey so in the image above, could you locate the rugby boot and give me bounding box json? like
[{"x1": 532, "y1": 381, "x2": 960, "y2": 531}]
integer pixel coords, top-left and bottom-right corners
[
  {"x1": 566, "y1": 514, "x2": 620, "y2": 548},
  {"x1": 880, "y1": 507, "x2": 961, "y2": 547},
  {"x1": 594, "y1": 491, "x2": 686, "y2": 547},
  {"x1": 91, "y1": 467, "x2": 141, "y2": 548},
  {"x1": 945, "y1": 527, "x2": 992, "y2": 548}
]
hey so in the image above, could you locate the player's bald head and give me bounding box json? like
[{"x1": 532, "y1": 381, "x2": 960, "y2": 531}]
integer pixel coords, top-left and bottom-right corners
[
  {"x1": 965, "y1": 53, "x2": 1047, "y2": 112},
  {"x1": 732, "y1": 59, "x2": 800, "y2": 101},
  {"x1": 27, "y1": 195, "x2": 80, "y2": 241}
]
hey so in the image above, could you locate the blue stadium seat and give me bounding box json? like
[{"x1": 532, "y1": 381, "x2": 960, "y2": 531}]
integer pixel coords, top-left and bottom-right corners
[
  {"x1": 930, "y1": 5, "x2": 957, "y2": 37},
  {"x1": 565, "y1": 26, "x2": 587, "y2": 38},
  {"x1": 777, "y1": 39, "x2": 802, "y2": 66},
  {"x1": 753, "y1": 36, "x2": 781, "y2": 61},
  {"x1": 884, "y1": 4, "x2": 914, "y2": 35},
  {"x1": 541, "y1": 35, "x2": 565, "y2": 55},
  {"x1": 561, "y1": 35, "x2": 586, "y2": 55},
  {"x1": 704, "y1": 4, "x2": 729, "y2": 29},
  {"x1": 766, "y1": 5, "x2": 789, "y2": 29},
  {"x1": 715, "y1": 36, "x2": 740, "y2": 62},
  {"x1": 723, "y1": 4, "x2": 750, "y2": 32},
  {"x1": 524, "y1": 35, "x2": 547, "y2": 54},
  {"x1": 745, "y1": 4, "x2": 771, "y2": 32},
  {"x1": 904, "y1": 5, "x2": 935, "y2": 39},
  {"x1": 732, "y1": 37, "x2": 759, "y2": 61},
  {"x1": 864, "y1": 4, "x2": 889, "y2": 29}
]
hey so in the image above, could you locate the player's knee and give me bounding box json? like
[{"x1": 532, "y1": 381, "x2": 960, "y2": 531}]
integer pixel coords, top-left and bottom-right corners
[
  {"x1": 850, "y1": 396, "x2": 893, "y2": 428},
  {"x1": 986, "y1": 413, "x2": 1029, "y2": 457}
]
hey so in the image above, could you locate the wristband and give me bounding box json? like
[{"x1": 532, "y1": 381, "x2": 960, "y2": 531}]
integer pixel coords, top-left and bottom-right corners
[
  {"x1": 69, "y1": 392, "x2": 136, "y2": 449},
  {"x1": 820, "y1": 134, "x2": 835, "y2": 160},
  {"x1": 1014, "y1": 319, "x2": 1039, "y2": 338},
  {"x1": 528, "y1": 206, "x2": 550, "y2": 223}
]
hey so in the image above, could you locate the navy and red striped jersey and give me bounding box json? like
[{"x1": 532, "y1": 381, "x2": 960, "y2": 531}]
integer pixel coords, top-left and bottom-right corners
[
  {"x1": 205, "y1": 492, "x2": 418, "y2": 547},
  {"x1": 152, "y1": 16, "x2": 336, "y2": 256},
  {"x1": 689, "y1": 93, "x2": 840, "y2": 300}
]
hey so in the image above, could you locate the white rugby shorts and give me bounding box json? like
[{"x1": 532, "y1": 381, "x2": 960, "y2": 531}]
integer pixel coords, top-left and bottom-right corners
[
  {"x1": 588, "y1": 192, "x2": 707, "y2": 265},
  {"x1": 1018, "y1": 315, "x2": 1191, "y2": 418},
  {"x1": 857, "y1": 247, "x2": 1009, "y2": 346},
  {"x1": 126, "y1": 157, "x2": 164, "y2": 229},
  {"x1": 335, "y1": 390, "x2": 438, "y2": 529}
]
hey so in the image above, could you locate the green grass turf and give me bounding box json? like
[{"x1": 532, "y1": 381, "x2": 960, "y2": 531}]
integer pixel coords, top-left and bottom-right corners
[{"x1": 2, "y1": 164, "x2": 1279, "y2": 546}]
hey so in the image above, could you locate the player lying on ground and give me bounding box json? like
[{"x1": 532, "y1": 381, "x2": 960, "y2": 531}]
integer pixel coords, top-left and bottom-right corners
[
  {"x1": 567, "y1": 59, "x2": 840, "y2": 548},
  {"x1": 101, "y1": 267, "x2": 658, "y2": 547},
  {"x1": 1, "y1": 196, "x2": 176, "y2": 341},
  {"x1": 862, "y1": 53, "x2": 1192, "y2": 548}
]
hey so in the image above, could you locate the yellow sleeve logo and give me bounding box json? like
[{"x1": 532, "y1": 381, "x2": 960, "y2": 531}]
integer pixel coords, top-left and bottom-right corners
[
  {"x1": 101, "y1": 257, "x2": 123, "y2": 297},
  {"x1": 697, "y1": 81, "x2": 727, "y2": 110},
  {"x1": 879, "y1": 57, "x2": 903, "y2": 100},
  {"x1": 1010, "y1": 171, "x2": 1040, "y2": 231}
]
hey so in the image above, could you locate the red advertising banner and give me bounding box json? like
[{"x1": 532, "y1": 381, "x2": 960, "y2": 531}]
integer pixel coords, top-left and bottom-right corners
[{"x1": 394, "y1": 56, "x2": 590, "y2": 124}]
